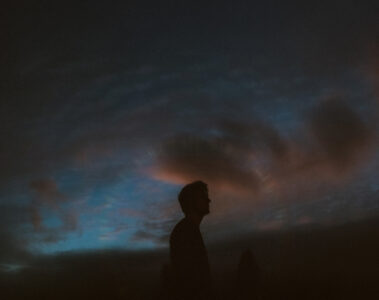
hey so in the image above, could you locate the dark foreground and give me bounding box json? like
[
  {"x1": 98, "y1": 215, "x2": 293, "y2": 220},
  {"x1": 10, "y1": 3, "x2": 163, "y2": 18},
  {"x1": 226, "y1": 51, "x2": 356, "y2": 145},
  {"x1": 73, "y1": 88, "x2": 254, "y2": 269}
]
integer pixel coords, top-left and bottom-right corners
[{"x1": 1, "y1": 217, "x2": 378, "y2": 300}]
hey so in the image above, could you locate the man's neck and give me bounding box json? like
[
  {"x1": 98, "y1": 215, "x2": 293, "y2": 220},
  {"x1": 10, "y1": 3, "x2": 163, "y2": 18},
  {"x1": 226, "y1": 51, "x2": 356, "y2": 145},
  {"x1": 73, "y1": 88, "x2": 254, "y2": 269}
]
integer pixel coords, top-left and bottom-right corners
[{"x1": 185, "y1": 212, "x2": 204, "y2": 227}]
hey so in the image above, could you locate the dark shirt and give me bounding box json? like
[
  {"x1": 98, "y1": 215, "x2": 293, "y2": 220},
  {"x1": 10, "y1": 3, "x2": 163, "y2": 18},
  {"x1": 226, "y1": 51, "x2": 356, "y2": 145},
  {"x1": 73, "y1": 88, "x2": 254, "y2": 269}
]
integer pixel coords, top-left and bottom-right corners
[{"x1": 169, "y1": 217, "x2": 212, "y2": 300}]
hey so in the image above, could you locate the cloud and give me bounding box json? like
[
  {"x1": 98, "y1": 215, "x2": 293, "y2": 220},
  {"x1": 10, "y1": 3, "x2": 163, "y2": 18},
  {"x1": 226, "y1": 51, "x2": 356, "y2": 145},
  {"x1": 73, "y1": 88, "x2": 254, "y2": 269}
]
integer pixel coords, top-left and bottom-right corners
[
  {"x1": 99, "y1": 224, "x2": 129, "y2": 241},
  {"x1": 0, "y1": 204, "x2": 31, "y2": 261},
  {"x1": 151, "y1": 117, "x2": 290, "y2": 196},
  {"x1": 149, "y1": 96, "x2": 376, "y2": 225},
  {"x1": 30, "y1": 179, "x2": 67, "y2": 206},
  {"x1": 152, "y1": 96, "x2": 373, "y2": 193},
  {"x1": 307, "y1": 96, "x2": 373, "y2": 172},
  {"x1": 218, "y1": 119, "x2": 288, "y2": 162},
  {"x1": 153, "y1": 134, "x2": 262, "y2": 194},
  {"x1": 59, "y1": 209, "x2": 78, "y2": 231},
  {"x1": 30, "y1": 207, "x2": 43, "y2": 231},
  {"x1": 131, "y1": 230, "x2": 169, "y2": 245},
  {"x1": 130, "y1": 215, "x2": 178, "y2": 246},
  {"x1": 28, "y1": 178, "x2": 79, "y2": 241},
  {"x1": 131, "y1": 230, "x2": 158, "y2": 242}
]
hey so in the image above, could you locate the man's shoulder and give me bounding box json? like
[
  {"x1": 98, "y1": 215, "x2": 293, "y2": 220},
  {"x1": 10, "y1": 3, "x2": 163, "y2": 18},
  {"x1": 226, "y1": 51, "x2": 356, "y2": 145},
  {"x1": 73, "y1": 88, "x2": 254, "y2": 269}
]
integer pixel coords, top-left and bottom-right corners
[
  {"x1": 172, "y1": 218, "x2": 192, "y2": 233},
  {"x1": 170, "y1": 218, "x2": 196, "y2": 240}
]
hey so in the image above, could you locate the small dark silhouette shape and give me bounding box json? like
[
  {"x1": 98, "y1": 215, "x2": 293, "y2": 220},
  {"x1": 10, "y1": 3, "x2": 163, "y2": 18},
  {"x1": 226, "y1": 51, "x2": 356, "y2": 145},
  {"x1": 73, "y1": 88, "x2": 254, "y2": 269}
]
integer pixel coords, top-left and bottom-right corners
[
  {"x1": 236, "y1": 249, "x2": 262, "y2": 300},
  {"x1": 169, "y1": 181, "x2": 213, "y2": 300},
  {"x1": 158, "y1": 263, "x2": 175, "y2": 300}
]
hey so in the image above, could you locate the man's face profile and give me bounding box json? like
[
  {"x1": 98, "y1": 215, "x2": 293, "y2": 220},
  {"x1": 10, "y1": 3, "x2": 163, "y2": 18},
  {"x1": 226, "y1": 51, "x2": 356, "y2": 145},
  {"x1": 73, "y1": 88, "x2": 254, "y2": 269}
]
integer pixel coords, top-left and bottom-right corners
[{"x1": 194, "y1": 188, "x2": 211, "y2": 216}]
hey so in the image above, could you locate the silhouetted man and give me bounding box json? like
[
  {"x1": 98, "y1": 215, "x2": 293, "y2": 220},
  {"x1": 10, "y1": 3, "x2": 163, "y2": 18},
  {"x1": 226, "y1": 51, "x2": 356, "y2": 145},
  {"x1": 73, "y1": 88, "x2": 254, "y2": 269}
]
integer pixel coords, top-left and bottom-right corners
[{"x1": 169, "y1": 181, "x2": 213, "y2": 300}]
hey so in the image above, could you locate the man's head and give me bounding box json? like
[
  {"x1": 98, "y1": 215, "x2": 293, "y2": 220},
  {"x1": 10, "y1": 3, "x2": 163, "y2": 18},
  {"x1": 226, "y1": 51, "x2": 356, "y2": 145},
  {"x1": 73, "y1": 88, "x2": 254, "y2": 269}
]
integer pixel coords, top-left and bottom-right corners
[{"x1": 178, "y1": 181, "x2": 210, "y2": 217}]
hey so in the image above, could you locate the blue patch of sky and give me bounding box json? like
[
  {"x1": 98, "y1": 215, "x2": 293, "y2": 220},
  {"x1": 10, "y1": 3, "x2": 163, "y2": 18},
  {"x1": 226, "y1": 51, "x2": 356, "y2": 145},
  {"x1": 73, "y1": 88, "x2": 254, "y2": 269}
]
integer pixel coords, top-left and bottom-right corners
[
  {"x1": 38, "y1": 217, "x2": 157, "y2": 254},
  {"x1": 37, "y1": 174, "x2": 176, "y2": 251},
  {"x1": 43, "y1": 212, "x2": 63, "y2": 229},
  {"x1": 38, "y1": 228, "x2": 105, "y2": 254}
]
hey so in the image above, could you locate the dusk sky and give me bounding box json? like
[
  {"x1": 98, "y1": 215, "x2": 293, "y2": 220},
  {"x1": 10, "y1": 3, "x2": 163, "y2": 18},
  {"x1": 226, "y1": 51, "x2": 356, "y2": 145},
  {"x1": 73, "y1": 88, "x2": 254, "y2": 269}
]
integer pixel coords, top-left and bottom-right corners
[{"x1": 1, "y1": 0, "x2": 378, "y2": 269}]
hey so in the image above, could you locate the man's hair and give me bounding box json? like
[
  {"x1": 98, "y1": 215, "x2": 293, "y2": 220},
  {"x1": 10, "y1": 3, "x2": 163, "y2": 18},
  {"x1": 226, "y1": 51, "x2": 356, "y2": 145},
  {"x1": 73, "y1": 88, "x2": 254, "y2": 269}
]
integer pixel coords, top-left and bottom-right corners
[{"x1": 178, "y1": 181, "x2": 208, "y2": 214}]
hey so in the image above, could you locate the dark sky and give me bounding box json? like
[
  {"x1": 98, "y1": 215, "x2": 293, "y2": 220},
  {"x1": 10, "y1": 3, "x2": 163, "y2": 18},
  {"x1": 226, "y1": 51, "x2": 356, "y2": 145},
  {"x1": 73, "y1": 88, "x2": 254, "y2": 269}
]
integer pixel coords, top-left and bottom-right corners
[{"x1": 1, "y1": 0, "x2": 378, "y2": 271}]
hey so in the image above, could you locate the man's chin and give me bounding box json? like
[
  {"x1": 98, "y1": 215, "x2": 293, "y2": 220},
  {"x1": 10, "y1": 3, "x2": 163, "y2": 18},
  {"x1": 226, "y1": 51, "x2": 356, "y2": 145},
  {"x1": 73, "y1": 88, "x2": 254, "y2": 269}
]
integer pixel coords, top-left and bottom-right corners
[{"x1": 199, "y1": 208, "x2": 210, "y2": 216}]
